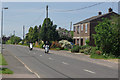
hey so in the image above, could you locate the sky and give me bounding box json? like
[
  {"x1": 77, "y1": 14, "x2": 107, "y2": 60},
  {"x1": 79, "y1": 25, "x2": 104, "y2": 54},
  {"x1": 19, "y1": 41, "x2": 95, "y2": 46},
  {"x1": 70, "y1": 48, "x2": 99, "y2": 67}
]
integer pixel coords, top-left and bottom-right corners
[{"x1": 1, "y1": 2, "x2": 119, "y2": 38}]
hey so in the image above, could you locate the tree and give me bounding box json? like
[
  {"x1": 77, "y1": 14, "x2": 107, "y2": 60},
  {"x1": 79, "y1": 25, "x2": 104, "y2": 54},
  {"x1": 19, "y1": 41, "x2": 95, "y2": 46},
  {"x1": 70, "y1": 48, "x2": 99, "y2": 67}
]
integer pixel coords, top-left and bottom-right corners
[
  {"x1": 33, "y1": 26, "x2": 38, "y2": 42},
  {"x1": 39, "y1": 18, "x2": 59, "y2": 42},
  {"x1": 7, "y1": 35, "x2": 21, "y2": 44},
  {"x1": 93, "y1": 16, "x2": 120, "y2": 57},
  {"x1": 38, "y1": 25, "x2": 41, "y2": 42},
  {"x1": 28, "y1": 27, "x2": 34, "y2": 43}
]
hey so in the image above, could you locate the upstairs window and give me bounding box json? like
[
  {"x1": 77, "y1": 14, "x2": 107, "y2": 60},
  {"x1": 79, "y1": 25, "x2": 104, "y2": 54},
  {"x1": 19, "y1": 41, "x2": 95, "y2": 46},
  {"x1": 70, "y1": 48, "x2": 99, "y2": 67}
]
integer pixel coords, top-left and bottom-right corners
[
  {"x1": 81, "y1": 24, "x2": 83, "y2": 31},
  {"x1": 74, "y1": 26, "x2": 76, "y2": 32},
  {"x1": 85, "y1": 24, "x2": 88, "y2": 33},
  {"x1": 77, "y1": 26, "x2": 79, "y2": 34}
]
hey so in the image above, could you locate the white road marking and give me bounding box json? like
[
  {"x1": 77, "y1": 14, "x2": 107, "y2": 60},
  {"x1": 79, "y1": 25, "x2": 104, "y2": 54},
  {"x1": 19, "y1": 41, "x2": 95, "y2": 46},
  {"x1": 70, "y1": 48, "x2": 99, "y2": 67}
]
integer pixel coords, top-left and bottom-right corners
[
  {"x1": 13, "y1": 55, "x2": 40, "y2": 78},
  {"x1": 40, "y1": 55, "x2": 42, "y2": 56},
  {"x1": 62, "y1": 62, "x2": 69, "y2": 65},
  {"x1": 83, "y1": 69, "x2": 96, "y2": 74},
  {"x1": 48, "y1": 57, "x2": 54, "y2": 60}
]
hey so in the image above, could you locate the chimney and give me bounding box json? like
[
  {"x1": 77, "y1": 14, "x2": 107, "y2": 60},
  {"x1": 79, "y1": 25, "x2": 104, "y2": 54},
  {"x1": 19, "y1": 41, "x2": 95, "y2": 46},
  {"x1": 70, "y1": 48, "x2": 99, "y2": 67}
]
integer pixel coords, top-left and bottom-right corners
[
  {"x1": 108, "y1": 8, "x2": 113, "y2": 13},
  {"x1": 98, "y1": 12, "x2": 102, "y2": 15}
]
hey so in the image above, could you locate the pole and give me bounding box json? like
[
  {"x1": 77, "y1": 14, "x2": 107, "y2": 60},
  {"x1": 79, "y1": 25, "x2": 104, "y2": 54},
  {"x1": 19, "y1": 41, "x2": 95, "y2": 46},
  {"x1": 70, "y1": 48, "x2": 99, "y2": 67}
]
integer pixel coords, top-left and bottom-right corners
[
  {"x1": 13, "y1": 30, "x2": 15, "y2": 36},
  {"x1": 22, "y1": 25, "x2": 25, "y2": 44},
  {"x1": 46, "y1": 5, "x2": 48, "y2": 18},
  {"x1": 70, "y1": 22, "x2": 72, "y2": 31},
  {"x1": 23, "y1": 25, "x2": 25, "y2": 39},
  {"x1": 1, "y1": 9, "x2": 3, "y2": 54}
]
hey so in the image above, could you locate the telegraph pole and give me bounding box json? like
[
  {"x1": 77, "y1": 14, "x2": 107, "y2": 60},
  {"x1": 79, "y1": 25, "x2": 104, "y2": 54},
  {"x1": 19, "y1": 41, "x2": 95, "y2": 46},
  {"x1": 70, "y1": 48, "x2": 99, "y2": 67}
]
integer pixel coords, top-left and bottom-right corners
[
  {"x1": 22, "y1": 25, "x2": 25, "y2": 44},
  {"x1": 46, "y1": 5, "x2": 48, "y2": 18},
  {"x1": 70, "y1": 22, "x2": 72, "y2": 31},
  {"x1": 46, "y1": 5, "x2": 48, "y2": 29},
  {"x1": 23, "y1": 25, "x2": 25, "y2": 39},
  {"x1": 13, "y1": 30, "x2": 15, "y2": 36}
]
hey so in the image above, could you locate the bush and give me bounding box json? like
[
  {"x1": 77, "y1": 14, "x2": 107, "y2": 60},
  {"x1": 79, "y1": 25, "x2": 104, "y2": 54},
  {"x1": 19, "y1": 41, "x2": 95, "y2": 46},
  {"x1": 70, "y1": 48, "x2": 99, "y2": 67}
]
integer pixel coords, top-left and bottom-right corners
[
  {"x1": 95, "y1": 50, "x2": 102, "y2": 55},
  {"x1": 84, "y1": 47, "x2": 92, "y2": 55},
  {"x1": 90, "y1": 47, "x2": 98, "y2": 54},
  {"x1": 56, "y1": 48, "x2": 60, "y2": 50},
  {"x1": 59, "y1": 40, "x2": 72, "y2": 49},
  {"x1": 50, "y1": 41, "x2": 61, "y2": 49},
  {"x1": 71, "y1": 45, "x2": 80, "y2": 53},
  {"x1": 85, "y1": 39, "x2": 90, "y2": 45},
  {"x1": 64, "y1": 48, "x2": 69, "y2": 51},
  {"x1": 80, "y1": 45, "x2": 89, "y2": 49},
  {"x1": 80, "y1": 49, "x2": 84, "y2": 53}
]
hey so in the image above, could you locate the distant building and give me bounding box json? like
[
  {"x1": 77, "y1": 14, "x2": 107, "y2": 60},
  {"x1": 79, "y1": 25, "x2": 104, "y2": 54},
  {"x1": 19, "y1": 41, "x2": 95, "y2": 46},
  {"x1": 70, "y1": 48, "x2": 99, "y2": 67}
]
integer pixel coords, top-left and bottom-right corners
[
  {"x1": 57, "y1": 27, "x2": 72, "y2": 41},
  {"x1": 73, "y1": 8, "x2": 119, "y2": 46}
]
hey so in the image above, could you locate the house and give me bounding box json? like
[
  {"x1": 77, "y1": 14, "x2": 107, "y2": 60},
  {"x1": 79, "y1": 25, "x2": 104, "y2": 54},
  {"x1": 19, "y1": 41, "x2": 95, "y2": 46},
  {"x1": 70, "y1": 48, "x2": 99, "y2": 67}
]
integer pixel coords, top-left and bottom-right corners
[
  {"x1": 57, "y1": 27, "x2": 72, "y2": 39},
  {"x1": 73, "y1": 8, "x2": 119, "y2": 46}
]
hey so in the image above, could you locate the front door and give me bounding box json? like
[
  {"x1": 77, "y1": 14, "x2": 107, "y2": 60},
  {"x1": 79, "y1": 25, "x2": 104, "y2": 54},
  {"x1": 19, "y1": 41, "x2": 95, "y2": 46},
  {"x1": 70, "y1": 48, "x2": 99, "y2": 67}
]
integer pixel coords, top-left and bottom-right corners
[{"x1": 81, "y1": 38, "x2": 83, "y2": 46}]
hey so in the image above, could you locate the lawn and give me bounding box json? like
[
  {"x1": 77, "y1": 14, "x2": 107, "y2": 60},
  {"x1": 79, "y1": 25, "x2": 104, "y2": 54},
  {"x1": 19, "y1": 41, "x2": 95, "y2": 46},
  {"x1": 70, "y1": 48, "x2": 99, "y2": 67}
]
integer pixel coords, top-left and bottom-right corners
[
  {"x1": 0, "y1": 68, "x2": 13, "y2": 74},
  {"x1": 0, "y1": 53, "x2": 13, "y2": 74},
  {"x1": 0, "y1": 54, "x2": 8, "y2": 65}
]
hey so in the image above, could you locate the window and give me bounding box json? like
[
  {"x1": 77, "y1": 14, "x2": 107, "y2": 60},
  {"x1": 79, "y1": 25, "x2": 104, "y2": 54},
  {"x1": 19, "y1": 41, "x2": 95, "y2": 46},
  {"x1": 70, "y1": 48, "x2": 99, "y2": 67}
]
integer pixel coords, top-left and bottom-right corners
[
  {"x1": 74, "y1": 26, "x2": 76, "y2": 32},
  {"x1": 77, "y1": 26, "x2": 79, "y2": 34},
  {"x1": 81, "y1": 24, "x2": 83, "y2": 31},
  {"x1": 77, "y1": 39, "x2": 79, "y2": 45},
  {"x1": 85, "y1": 24, "x2": 88, "y2": 33}
]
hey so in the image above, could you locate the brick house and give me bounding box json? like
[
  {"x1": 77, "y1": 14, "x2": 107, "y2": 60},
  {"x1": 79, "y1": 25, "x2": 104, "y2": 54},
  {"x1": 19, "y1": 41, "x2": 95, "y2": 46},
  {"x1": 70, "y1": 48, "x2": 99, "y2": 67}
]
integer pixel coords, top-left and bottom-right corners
[{"x1": 73, "y1": 8, "x2": 119, "y2": 46}]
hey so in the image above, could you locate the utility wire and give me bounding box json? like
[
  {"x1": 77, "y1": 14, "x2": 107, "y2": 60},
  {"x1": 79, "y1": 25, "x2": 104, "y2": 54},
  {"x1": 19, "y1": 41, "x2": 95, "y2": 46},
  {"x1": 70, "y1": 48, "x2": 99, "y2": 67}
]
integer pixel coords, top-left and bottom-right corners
[
  {"x1": 26, "y1": 11, "x2": 44, "y2": 27},
  {"x1": 51, "y1": 2, "x2": 104, "y2": 12}
]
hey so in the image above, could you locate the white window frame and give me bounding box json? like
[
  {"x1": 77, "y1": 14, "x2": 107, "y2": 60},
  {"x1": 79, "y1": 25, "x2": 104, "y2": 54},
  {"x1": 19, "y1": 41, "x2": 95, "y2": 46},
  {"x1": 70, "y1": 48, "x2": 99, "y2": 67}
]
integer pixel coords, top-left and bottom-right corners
[
  {"x1": 81, "y1": 24, "x2": 83, "y2": 31},
  {"x1": 85, "y1": 24, "x2": 88, "y2": 33}
]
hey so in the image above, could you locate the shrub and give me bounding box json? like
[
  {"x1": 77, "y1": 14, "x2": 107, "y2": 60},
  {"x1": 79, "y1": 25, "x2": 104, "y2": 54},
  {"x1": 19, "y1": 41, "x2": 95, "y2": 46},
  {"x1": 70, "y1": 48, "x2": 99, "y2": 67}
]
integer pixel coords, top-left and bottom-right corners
[
  {"x1": 40, "y1": 43, "x2": 44, "y2": 48},
  {"x1": 85, "y1": 39, "x2": 90, "y2": 45},
  {"x1": 50, "y1": 41, "x2": 61, "y2": 49},
  {"x1": 80, "y1": 50, "x2": 84, "y2": 53},
  {"x1": 59, "y1": 40, "x2": 72, "y2": 49},
  {"x1": 95, "y1": 50, "x2": 102, "y2": 55},
  {"x1": 90, "y1": 47, "x2": 98, "y2": 54},
  {"x1": 56, "y1": 48, "x2": 60, "y2": 50},
  {"x1": 80, "y1": 45, "x2": 89, "y2": 49},
  {"x1": 84, "y1": 47, "x2": 92, "y2": 55},
  {"x1": 64, "y1": 48, "x2": 69, "y2": 51},
  {"x1": 71, "y1": 45, "x2": 80, "y2": 53}
]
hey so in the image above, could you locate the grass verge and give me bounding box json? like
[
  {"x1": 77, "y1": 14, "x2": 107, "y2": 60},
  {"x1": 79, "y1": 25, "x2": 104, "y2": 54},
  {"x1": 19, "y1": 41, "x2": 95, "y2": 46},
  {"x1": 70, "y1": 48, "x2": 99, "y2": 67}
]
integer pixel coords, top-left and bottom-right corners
[
  {"x1": 90, "y1": 53, "x2": 120, "y2": 59},
  {"x1": 0, "y1": 54, "x2": 8, "y2": 65},
  {"x1": 0, "y1": 68, "x2": 13, "y2": 74}
]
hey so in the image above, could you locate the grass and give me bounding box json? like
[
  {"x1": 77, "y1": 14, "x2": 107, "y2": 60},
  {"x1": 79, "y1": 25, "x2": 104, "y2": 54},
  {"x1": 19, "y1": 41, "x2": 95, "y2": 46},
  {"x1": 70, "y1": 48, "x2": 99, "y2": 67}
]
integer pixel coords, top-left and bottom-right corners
[
  {"x1": 0, "y1": 68, "x2": 13, "y2": 74},
  {"x1": 0, "y1": 54, "x2": 8, "y2": 65},
  {"x1": 90, "y1": 53, "x2": 120, "y2": 59}
]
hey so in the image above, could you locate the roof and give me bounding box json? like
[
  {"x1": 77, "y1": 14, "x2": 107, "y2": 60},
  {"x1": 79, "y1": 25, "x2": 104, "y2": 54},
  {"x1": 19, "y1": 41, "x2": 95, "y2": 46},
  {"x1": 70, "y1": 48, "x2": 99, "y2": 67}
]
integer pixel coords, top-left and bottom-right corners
[{"x1": 73, "y1": 12, "x2": 119, "y2": 25}]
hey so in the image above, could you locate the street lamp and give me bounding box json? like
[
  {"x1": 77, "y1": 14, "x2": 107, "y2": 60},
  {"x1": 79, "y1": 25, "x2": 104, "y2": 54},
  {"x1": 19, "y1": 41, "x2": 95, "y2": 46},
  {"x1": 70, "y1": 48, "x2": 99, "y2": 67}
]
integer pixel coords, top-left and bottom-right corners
[{"x1": 1, "y1": 7, "x2": 8, "y2": 54}]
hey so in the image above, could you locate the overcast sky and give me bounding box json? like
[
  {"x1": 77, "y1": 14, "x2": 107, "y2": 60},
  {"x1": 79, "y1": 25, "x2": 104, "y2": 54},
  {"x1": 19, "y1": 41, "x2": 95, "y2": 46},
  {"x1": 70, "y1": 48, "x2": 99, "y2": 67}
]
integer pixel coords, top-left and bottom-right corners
[{"x1": 1, "y1": 2, "x2": 119, "y2": 38}]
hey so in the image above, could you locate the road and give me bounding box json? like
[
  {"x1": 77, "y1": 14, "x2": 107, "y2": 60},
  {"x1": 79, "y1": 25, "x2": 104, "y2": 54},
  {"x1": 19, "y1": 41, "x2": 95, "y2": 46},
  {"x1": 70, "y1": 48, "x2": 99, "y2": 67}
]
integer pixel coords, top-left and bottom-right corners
[{"x1": 3, "y1": 44, "x2": 118, "y2": 78}]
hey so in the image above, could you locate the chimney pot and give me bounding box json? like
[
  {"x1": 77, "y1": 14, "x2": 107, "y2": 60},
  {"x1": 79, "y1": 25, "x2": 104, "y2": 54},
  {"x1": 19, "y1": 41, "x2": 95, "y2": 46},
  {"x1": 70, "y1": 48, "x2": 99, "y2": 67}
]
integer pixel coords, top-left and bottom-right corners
[
  {"x1": 109, "y1": 8, "x2": 113, "y2": 13},
  {"x1": 98, "y1": 12, "x2": 102, "y2": 15}
]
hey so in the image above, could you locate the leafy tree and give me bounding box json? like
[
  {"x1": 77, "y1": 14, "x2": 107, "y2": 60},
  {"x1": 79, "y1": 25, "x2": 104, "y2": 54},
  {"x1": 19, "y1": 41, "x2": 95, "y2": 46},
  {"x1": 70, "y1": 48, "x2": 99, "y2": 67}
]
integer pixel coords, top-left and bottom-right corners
[
  {"x1": 93, "y1": 16, "x2": 120, "y2": 57},
  {"x1": 33, "y1": 26, "x2": 38, "y2": 42},
  {"x1": 2, "y1": 35, "x2": 10, "y2": 44},
  {"x1": 38, "y1": 25, "x2": 41, "y2": 42},
  {"x1": 28, "y1": 27, "x2": 34, "y2": 43},
  {"x1": 39, "y1": 18, "x2": 59, "y2": 42},
  {"x1": 7, "y1": 35, "x2": 21, "y2": 44}
]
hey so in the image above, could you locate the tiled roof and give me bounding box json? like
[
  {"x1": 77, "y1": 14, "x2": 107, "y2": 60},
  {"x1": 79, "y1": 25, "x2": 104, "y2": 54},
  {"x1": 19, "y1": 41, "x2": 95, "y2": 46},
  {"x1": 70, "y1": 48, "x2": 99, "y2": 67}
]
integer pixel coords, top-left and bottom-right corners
[{"x1": 73, "y1": 12, "x2": 119, "y2": 25}]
